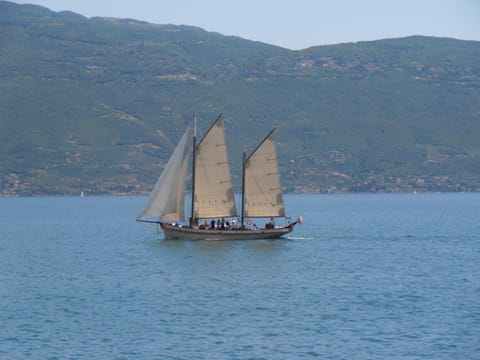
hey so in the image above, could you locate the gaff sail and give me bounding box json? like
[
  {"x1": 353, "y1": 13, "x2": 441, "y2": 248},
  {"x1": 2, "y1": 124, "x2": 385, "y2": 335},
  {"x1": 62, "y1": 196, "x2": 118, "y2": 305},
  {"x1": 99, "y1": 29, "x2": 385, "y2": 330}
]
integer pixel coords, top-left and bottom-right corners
[
  {"x1": 243, "y1": 128, "x2": 285, "y2": 218},
  {"x1": 193, "y1": 116, "x2": 237, "y2": 219}
]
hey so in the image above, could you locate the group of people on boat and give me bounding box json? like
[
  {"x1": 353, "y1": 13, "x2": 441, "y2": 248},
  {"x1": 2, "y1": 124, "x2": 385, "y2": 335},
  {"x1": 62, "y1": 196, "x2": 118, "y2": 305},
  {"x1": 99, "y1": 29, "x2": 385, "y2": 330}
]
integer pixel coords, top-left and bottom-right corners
[
  {"x1": 188, "y1": 217, "x2": 288, "y2": 231},
  {"x1": 191, "y1": 217, "x2": 247, "y2": 230}
]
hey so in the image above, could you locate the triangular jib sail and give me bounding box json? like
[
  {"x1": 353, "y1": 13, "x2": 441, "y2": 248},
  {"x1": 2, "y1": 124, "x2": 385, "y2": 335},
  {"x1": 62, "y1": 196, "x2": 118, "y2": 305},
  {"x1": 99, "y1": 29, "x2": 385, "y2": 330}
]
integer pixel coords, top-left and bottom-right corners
[
  {"x1": 243, "y1": 128, "x2": 285, "y2": 218},
  {"x1": 137, "y1": 125, "x2": 192, "y2": 221}
]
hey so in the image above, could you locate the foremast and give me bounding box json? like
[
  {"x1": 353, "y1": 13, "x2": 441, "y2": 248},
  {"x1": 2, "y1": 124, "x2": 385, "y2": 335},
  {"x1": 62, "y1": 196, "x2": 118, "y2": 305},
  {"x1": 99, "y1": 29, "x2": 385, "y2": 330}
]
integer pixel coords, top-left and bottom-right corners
[
  {"x1": 240, "y1": 144, "x2": 247, "y2": 228},
  {"x1": 190, "y1": 114, "x2": 197, "y2": 226}
]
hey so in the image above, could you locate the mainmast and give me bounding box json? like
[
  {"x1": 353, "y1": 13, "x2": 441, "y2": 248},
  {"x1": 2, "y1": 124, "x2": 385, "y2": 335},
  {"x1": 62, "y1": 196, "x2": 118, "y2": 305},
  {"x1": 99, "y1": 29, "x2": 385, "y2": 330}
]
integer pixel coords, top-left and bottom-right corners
[
  {"x1": 190, "y1": 114, "x2": 197, "y2": 225},
  {"x1": 240, "y1": 144, "x2": 246, "y2": 228}
]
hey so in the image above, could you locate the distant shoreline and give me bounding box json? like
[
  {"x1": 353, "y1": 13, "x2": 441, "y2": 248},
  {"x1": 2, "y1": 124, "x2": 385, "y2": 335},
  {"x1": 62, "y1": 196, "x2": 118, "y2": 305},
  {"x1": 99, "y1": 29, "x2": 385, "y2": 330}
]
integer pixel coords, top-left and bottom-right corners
[{"x1": 1, "y1": 190, "x2": 479, "y2": 198}]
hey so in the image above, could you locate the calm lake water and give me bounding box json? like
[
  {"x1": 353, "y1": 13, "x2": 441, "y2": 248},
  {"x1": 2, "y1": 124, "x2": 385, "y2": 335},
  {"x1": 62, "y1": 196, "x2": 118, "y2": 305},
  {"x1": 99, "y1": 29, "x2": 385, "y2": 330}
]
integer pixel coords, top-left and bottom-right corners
[{"x1": 1, "y1": 194, "x2": 479, "y2": 359}]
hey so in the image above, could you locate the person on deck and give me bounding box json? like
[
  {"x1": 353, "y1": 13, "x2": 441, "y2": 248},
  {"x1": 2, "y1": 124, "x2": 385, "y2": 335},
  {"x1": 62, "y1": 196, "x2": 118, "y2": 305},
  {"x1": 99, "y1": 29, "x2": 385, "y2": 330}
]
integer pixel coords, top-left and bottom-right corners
[{"x1": 266, "y1": 217, "x2": 275, "y2": 229}]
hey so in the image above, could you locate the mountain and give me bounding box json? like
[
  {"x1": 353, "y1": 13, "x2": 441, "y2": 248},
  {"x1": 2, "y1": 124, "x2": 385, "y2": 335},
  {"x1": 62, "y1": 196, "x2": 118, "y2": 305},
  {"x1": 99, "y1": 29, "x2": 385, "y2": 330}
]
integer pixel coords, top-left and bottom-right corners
[{"x1": 1, "y1": 0, "x2": 480, "y2": 195}]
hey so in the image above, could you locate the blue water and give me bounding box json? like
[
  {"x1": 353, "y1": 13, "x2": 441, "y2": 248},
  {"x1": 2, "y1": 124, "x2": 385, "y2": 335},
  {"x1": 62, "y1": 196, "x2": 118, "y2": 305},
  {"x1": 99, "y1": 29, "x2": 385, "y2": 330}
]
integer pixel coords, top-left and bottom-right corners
[{"x1": 1, "y1": 194, "x2": 479, "y2": 359}]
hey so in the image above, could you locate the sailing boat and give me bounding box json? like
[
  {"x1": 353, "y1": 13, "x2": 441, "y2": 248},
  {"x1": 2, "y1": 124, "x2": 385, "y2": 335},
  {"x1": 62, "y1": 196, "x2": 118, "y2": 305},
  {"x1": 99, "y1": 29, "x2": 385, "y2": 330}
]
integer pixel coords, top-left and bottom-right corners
[{"x1": 137, "y1": 114, "x2": 301, "y2": 240}]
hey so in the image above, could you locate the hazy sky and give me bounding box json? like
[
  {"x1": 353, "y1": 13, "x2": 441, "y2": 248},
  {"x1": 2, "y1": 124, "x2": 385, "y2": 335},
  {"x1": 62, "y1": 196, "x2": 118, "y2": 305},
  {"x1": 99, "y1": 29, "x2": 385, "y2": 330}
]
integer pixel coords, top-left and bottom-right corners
[{"x1": 15, "y1": 0, "x2": 480, "y2": 50}]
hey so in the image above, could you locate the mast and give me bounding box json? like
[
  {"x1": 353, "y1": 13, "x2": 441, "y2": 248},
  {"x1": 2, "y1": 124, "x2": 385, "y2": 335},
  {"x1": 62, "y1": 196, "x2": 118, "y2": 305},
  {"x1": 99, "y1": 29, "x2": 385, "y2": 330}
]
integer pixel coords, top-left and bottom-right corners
[
  {"x1": 241, "y1": 144, "x2": 246, "y2": 228},
  {"x1": 190, "y1": 114, "x2": 197, "y2": 226}
]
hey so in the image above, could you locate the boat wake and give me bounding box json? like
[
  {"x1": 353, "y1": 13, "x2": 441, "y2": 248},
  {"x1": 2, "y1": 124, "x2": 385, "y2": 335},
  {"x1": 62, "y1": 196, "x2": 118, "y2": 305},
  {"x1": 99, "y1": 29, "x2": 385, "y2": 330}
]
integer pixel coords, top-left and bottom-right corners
[{"x1": 287, "y1": 236, "x2": 314, "y2": 240}]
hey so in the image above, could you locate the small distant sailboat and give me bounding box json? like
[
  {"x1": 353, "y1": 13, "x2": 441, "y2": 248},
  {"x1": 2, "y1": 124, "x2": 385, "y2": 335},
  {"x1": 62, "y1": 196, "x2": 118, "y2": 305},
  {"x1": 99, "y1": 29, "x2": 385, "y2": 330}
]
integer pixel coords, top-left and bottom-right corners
[{"x1": 137, "y1": 114, "x2": 301, "y2": 240}]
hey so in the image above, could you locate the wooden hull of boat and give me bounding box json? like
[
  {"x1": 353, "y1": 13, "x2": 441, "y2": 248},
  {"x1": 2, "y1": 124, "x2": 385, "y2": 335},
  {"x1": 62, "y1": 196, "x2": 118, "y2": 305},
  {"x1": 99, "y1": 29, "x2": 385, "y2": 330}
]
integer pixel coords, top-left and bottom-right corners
[{"x1": 161, "y1": 223, "x2": 294, "y2": 240}]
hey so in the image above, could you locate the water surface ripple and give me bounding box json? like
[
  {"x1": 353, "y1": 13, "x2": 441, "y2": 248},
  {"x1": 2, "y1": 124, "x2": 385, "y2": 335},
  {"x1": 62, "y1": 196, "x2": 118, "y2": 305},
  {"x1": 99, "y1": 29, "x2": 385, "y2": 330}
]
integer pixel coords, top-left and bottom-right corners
[{"x1": 1, "y1": 194, "x2": 479, "y2": 359}]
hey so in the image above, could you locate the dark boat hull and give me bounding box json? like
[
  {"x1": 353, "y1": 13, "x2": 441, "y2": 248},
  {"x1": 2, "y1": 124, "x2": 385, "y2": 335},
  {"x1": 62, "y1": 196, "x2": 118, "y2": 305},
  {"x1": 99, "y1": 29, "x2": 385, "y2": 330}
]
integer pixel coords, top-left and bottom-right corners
[{"x1": 161, "y1": 223, "x2": 295, "y2": 240}]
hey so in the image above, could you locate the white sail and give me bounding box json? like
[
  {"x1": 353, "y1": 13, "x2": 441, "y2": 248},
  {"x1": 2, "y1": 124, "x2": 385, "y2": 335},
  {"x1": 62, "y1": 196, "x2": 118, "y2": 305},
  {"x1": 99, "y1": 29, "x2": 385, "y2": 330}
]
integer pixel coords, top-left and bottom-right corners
[
  {"x1": 243, "y1": 128, "x2": 285, "y2": 218},
  {"x1": 193, "y1": 116, "x2": 237, "y2": 219},
  {"x1": 137, "y1": 126, "x2": 192, "y2": 221}
]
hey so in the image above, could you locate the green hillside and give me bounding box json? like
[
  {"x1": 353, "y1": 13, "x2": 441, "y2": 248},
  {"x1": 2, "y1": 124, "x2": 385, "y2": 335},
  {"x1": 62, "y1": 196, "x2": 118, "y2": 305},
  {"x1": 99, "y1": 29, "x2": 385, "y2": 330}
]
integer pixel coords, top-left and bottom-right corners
[{"x1": 1, "y1": 1, "x2": 480, "y2": 195}]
